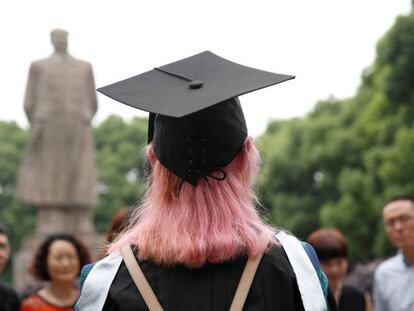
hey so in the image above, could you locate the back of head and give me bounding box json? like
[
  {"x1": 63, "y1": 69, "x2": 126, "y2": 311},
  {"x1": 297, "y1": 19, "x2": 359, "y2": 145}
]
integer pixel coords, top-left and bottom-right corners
[
  {"x1": 110, "y1": 137, "x2": 274, "y2": 267},
  {"x1": 100, "y1": 52, "x2": 294, "y2": 267}
]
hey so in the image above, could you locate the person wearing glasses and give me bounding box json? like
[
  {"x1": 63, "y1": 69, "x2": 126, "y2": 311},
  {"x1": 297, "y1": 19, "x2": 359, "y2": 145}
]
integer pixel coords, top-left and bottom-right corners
[{"x1": 373, "y1": 196, "x2": 414, "y2": 311}]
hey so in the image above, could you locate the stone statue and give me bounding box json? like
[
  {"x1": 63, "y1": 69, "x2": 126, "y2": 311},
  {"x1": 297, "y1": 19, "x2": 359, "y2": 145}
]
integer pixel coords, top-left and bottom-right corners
[
  {"x1": 14, "y1": 29, "x2": 103, "y2": 290},
  {"x1": 16, "y1": 29, "x2": 97, "y2": 234}
]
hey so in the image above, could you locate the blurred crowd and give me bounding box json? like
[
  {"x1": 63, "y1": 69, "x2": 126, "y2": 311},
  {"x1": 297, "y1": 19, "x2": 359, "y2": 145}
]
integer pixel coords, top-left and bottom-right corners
[{"x1": 0, "y1": 196, "x2": 413, "y2": 310}]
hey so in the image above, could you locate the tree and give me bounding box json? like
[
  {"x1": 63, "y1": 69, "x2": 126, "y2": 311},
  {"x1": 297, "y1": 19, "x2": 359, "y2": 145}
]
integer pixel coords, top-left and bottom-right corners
[
  {"x1": 258, "y1": 8, "x2": 414, "y2": 261},
  {"x1": 93, "y1": 116, "x2": 148, "y2": 232},
  {"x1": 0, "y1": 122, "x2": 34, "y2": 281}
]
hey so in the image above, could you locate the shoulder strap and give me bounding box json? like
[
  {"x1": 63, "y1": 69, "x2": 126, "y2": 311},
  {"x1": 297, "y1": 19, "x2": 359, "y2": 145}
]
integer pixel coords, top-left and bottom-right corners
[
  {"x1": 229, "y1": 231, "x2": 272, "y2": 311},
  {"x1": 121, "y1": 245, "x2": 164, "y2": 311}
]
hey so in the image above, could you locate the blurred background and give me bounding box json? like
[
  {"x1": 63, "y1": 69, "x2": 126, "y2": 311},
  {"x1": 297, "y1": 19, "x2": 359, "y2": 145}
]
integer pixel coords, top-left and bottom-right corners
[{"x1": 0, "y1": 0, "x2": 413, "y2": 294}]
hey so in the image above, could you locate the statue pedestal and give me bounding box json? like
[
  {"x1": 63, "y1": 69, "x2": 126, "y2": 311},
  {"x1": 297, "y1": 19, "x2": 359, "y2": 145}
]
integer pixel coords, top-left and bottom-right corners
[
  {"x1": 36, "y1": 207, "x2": 95, "y2": 235},
  {"x1": 13, "y1": 207, "x2": 105, "y2": 292}
]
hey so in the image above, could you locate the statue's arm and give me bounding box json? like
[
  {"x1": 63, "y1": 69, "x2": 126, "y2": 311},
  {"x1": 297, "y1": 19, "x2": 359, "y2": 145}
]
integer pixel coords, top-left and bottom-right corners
[
  {"x1": 87, "y1": 64, "x2": 98, "y2": 119},
  {"x1": 24, "y1": 63, "x2": 37, "y2": 123}
]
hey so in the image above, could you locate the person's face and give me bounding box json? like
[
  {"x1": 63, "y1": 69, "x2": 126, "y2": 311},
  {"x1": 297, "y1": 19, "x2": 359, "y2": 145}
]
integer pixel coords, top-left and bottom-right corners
[
  {"x1": 47, "y1": 240, "x2": 80, "y2": 283},
  {"x1": 320, "y1": 257, "x2": 348, "y2": 287},
  {"x1": 0, "y1": 233, "x2": 10, "y2": 274},
  {"x1": 383, "y1": 200, "x2": 414, "y2": 251}
]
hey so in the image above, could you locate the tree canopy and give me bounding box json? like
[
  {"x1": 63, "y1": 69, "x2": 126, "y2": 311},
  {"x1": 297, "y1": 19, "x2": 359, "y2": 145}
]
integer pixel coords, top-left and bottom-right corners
[{"x1": 257, "y1": 7, "x2": 414, "y2": 260}]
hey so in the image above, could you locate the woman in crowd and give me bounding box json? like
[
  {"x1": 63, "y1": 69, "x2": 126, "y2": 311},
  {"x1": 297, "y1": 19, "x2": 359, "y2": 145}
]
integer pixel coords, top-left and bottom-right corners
[
  {"x1": 20, "y1": 233, "x2": 90, "y2": 311},
  {"x1": 106, "y1": 208, "x2": 131, "y2": 244},
  {"x1": 307, "y1": 229, "x2": 371, "y2": 311},
  {"x1": 97, "y1": 208, "x2": 132, "y2": 259},
  {"x1": 77, "y1": 51, "x2": 335, "y2": 311}
]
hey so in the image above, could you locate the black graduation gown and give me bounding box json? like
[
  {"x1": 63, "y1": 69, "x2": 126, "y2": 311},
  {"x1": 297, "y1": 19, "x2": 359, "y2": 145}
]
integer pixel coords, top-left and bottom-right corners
[{"x1": 102, "y1": 245, "x2": 306, "y2": 311}]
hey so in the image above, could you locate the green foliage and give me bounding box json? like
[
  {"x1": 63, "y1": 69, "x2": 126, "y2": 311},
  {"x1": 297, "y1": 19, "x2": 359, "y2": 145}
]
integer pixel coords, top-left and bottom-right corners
[
  {"x1": 93, "y1": 116, "x2": 148, "y2": 232},
  {"x1": 0, "y1": 122, "x2": 34, "y2": 253},
  {"x1": 0, "y1": 122, "x2": 34, "y2": 282},
  {"x1": 0, "y1": 116, "x2": 149, "y2": 261},
  {"x1": 258, "y1": 9, "x2": 414, "y2": 261}
]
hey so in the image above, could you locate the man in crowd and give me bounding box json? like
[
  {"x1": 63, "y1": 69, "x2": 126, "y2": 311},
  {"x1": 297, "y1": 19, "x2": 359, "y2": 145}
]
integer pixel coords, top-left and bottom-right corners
[
  {"x1": 0, "y1": 223, "x2": 20, "y2": 311},
  {"x1": 374, "y1": 196, "x2": 414, "y2": 311}
]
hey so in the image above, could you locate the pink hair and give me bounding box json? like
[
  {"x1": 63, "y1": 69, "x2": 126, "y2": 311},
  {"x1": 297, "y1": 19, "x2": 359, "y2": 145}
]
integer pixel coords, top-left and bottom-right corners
[{"x1": 109, "y1": 137, "x2": 275, "y2": 267}]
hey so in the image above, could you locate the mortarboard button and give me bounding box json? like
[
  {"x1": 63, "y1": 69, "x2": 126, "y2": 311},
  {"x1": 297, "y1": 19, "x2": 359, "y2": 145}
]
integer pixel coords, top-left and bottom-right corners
[{"x1": 189, "y1": 80, "x2": 204, "y2": 89}]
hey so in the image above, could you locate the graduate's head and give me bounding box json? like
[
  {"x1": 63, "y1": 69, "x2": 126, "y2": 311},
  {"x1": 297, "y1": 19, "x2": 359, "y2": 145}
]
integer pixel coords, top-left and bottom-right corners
[
  {"x1": 110, "y1": 136, "x2": 276, "y2": 267},
  {"x1": 100, "y1": 51, "x2": 294, "y2": 267},
  {"x1": 97, "y1": 51, "x2": 294, "y2": 189},
  {"x1": 30, "y1": 233, "x2": 90, "y2": 282}
]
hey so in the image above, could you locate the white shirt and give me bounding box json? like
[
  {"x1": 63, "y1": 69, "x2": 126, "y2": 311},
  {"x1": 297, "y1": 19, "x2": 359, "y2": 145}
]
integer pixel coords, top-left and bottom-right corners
[{"x1": 373, "y1": 253, "x2": 414, "y2": 311}]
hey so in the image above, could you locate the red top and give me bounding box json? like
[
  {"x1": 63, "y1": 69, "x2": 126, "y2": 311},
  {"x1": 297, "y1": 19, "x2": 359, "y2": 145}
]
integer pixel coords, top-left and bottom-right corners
[{"x1": 20, "y1": 294, "x2": 75, "y2": 311}]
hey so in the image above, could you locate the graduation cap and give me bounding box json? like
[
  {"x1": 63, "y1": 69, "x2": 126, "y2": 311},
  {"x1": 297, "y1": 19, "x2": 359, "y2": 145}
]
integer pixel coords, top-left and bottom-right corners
[{"x1": 98, "y1": 51, "x2": 294, "y2": 186}]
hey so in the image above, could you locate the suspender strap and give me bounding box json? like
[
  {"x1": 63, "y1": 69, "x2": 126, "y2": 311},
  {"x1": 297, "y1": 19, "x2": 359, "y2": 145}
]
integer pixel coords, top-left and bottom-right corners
[
  {"x1": 121, "y1": 245, "x2": 164, "y2": 311},
  {"x1": 228, "y1": 252, "x2": 264, "y2": 311},
  {"x1": 229, "y1": 232, "x2": 272, "y2": 311},
  {"x1": 121, "y1": 232, "x2": 271, "y2": 311}
]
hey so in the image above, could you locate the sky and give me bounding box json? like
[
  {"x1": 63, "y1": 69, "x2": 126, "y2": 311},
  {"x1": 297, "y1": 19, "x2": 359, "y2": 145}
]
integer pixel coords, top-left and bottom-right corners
[{"x1": 0, "y1": 0, "x2": 411, "y2": 137}]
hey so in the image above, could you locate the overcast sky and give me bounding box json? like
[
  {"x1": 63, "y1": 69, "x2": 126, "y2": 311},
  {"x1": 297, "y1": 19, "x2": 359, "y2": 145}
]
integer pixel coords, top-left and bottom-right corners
[{"x1": 0, "y1": 0, "x2": 411, "y2": 137}]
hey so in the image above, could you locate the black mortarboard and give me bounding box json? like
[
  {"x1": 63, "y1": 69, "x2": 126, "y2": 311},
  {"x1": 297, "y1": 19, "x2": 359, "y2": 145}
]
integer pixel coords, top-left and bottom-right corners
[{"x1": 98, "y1": 51, "x2": 294, "y2": 185}]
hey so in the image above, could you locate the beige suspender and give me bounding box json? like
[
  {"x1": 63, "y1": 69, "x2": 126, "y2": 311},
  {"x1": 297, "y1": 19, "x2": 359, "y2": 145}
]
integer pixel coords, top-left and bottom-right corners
[
  {"x1": 121, "y1": 245, "x2": 164, "y2": 311},
  {"x1": 228, "y1": 249, "x2": 267, "y2": 311},
  {"x1": 121, "y1": 233, "x2": 271, "y2": 311}
]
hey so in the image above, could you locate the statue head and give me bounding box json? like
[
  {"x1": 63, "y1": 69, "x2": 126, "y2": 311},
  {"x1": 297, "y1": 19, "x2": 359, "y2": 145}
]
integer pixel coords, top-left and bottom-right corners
[{"x1": 51, "y1": 29, "x2": 68, "y2": 53}]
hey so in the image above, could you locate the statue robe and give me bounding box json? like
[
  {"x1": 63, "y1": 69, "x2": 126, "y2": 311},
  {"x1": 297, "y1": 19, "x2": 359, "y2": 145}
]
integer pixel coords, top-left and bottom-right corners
[{"x1": 17, "y1": 54, "x2": 97, "y2": 207}]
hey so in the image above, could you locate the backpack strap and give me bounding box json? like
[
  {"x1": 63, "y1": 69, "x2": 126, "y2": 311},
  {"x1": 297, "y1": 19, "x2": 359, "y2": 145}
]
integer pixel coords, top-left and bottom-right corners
[
  {"x1": 121, "y1": 245, "x2": 164, "y2": 311},
  {"x1": 276, "y1": 231, "x2": 327, "y2": 311}
]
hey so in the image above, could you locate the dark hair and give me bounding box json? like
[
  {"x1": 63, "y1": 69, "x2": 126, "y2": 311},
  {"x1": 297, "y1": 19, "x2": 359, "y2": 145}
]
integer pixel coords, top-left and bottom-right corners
[
  {"x1": 106, "y1": 207, "x2": 132, "y2": 243},
  {"x1": 307, "y1": 229, "x2": 348, "y2": 261},
  {"x1": 30, "y1": 233, "x2": 91, "y2": 281},
  {"x1": 0, "y1": 223, "x2": 8, "y2": 236},
  {"x1": 384, "y1": 195, "x2": 414, "y2": 207}
]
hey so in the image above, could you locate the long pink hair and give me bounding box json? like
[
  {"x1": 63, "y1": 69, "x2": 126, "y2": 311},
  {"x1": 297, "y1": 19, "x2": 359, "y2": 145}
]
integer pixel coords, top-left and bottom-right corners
[{"x1": 109, "y1": 137, "x2": 275, "y2": 267}]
